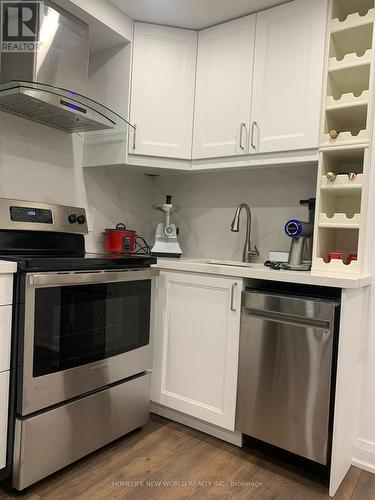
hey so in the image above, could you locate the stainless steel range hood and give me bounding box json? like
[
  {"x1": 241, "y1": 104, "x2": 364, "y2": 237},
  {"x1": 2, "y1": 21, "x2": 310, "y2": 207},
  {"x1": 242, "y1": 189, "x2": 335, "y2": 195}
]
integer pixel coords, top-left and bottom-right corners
[
  {"x1": 0, "y1": 1, "x2": 129, "y2": 133},
  {"x1": 0, "y1": 81, "x2": 121, "y2": 133}
]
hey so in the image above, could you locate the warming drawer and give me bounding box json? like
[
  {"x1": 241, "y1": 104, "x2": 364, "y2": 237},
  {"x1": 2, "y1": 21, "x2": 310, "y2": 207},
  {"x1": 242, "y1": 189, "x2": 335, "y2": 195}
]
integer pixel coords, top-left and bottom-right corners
[{"x1": 13, "y1": 373, "x2": 151, "y2": 490}]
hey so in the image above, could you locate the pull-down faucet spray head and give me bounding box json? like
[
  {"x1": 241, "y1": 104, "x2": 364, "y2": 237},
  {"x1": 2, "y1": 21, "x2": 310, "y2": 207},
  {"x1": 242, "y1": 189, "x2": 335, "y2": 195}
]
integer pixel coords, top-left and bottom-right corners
[{"x1": 231, "y1": 209, "x2": 240, "y2": 232}]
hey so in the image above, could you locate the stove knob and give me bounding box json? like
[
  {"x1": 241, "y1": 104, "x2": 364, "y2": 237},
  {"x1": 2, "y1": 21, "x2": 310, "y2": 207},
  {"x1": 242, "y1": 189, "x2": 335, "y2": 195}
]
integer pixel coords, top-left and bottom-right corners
[
  {"x1": 77, "y1": 215, "x2": 86, "y2": 225},
  {"x1": 68, "y1": 214, "x2": 77, "y2": 224}
]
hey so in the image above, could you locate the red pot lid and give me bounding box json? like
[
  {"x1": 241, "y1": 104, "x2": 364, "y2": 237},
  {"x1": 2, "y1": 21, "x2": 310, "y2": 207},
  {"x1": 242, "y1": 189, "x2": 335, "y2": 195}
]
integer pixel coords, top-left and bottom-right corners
[{"x1": 105, "y1": 224, "x2": 136, "y2": 233}]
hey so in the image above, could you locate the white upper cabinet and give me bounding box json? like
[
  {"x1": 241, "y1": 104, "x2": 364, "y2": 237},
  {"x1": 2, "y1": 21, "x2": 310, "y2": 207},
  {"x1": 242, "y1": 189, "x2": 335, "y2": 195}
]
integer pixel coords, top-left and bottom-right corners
[
  {"x1": 129, "y1": 23, "x2": 197, "y2": 159},
  {"x1": 124, "y1": 0, "x2": 327, "y2": 168},
  {"x1": 250, "y1": 0, "x2": 327, "y2": 154},
  {"x1": 192, "y1": 16, "x2": 256, "y2": 159}
]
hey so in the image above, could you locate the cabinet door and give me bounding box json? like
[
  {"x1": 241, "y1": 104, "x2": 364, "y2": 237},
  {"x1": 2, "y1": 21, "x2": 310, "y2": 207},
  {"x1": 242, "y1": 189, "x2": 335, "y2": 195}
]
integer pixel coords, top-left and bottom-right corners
[
  {"x1": 251, "y1": 0, "x2": 327, "y2": 153},
  {"x1": 192, "y1": 16, "x2": 256, "y2": 159},
  {"x1": 0, "y1": 371, "x2": 9, "y2": 469},
  {"x1": 130, "y1": 23, "x2": 197, "y2": 159},
  {"x1": 152, "y1": 272, "x2": 241, "y2": 430},
  {"x1": 0, "y1": 306, "x2": 12, "y2": 373}
]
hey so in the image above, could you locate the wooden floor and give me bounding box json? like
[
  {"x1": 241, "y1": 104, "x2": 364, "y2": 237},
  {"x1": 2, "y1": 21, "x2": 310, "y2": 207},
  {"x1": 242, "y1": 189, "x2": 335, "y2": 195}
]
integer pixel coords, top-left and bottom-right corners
[{"x1": 1, "y1": 415, "x2": 374, "y2": 499}]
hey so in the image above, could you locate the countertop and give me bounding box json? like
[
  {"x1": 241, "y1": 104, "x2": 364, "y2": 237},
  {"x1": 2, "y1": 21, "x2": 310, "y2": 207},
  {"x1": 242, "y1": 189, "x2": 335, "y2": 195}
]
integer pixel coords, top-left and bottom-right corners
[
  {"x1": 0, "y1": 260, "x2": 17, "y2": 274},
  {"x1": 153, "y1": 258, "x2": 372, "y2": 289}
]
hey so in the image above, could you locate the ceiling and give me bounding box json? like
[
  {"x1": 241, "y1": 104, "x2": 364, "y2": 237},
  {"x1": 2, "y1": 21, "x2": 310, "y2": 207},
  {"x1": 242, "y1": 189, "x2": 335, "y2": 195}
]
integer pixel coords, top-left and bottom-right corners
[{"x1": 109, "y1": 0, "x2": 291, "y2": 30}]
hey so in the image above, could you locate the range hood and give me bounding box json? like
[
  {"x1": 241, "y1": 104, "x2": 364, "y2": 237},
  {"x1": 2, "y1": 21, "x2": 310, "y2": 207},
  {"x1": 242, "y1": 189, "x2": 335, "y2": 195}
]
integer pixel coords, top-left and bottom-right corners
[
  {"x1": 0, "y1": 1, "x2": 129, "y2": 133},
  {"x1": 0, "y1": 81, "x2": 123, "y2": 133}
]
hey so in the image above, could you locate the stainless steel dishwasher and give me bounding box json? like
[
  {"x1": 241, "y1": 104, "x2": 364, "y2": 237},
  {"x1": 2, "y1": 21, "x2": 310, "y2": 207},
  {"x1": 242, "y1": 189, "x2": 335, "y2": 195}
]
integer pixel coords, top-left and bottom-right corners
[{"x1": 236, "y1": 290, "x2": 339, "y2": 465}]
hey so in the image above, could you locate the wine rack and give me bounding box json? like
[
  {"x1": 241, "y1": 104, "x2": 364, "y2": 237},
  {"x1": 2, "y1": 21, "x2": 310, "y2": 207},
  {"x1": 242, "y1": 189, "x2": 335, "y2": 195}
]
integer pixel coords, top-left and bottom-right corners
[{"x1": 312, "y1": 0, "x2": 375, "y2": 273}]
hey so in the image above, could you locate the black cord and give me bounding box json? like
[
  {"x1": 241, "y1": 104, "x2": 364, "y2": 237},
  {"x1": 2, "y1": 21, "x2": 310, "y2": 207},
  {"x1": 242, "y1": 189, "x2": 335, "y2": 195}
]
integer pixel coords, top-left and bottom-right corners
[
  {"x1": 133, "y1": 236, "x2": 152, "y2": 255},
  {"x1": 264, "y1": 260, "x2": 283, "y2": 270}
]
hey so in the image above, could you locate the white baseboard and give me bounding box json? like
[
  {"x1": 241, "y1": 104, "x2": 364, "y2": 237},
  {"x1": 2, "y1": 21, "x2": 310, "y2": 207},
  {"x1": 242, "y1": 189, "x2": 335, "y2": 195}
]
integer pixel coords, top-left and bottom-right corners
[
  {"x1": 151, "y1": 402, "x2": 243, "y2": 447},
  {"x1": 352, "y1": 439, "x2": 375, "y2": 474}
]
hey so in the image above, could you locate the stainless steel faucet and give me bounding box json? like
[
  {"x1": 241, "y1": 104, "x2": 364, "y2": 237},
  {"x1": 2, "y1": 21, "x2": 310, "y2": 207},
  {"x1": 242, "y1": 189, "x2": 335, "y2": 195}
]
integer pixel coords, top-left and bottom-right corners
[{"x1": 231, "y1": 203, "x2": 259, "y2": 263}]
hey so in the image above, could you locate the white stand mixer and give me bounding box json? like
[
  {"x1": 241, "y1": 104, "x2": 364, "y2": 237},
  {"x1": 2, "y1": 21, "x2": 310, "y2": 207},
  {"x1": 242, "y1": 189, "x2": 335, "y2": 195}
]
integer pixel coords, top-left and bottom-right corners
[{"x1": 151, "y1": 195, "x2": 182, "y2": 258}]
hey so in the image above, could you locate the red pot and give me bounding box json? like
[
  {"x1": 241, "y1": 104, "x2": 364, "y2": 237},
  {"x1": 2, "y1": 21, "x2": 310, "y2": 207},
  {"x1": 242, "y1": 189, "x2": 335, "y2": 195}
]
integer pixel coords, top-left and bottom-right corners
[{"x1": 104, "y1": 223, "x2": 137, "y2": 254}]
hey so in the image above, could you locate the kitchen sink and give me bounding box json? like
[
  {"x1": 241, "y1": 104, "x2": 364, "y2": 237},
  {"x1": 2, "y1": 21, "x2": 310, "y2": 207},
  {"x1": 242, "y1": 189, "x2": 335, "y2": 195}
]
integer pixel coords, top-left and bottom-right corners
[
  {"x1": 192, "y1": 259, "x2": 258, "y2": 268},
  {"x1": 209, "y1": 259, "x2": 256, "y2": 267}
]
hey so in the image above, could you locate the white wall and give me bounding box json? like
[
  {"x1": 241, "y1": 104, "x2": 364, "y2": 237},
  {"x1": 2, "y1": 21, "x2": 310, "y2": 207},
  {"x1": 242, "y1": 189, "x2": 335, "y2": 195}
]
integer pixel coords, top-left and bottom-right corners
[
  {"x1": 0, "y1": 113, "x2": 85, "y2": 206},
  {"x1": 151, "y1": 165, "x2": 317, "y2": 262},
  {"x1": 55, "y1": 0, "x2": 134, "y2": 46},
  {"x1": 84, "y1": 166, "x2": 152, "y2": 252},
  {"x1": 88, "y1": 43, "x2": 132, "y2": 118},
  {"x1": 0, "y1": 112, "x2": 152, "y2": 253}
]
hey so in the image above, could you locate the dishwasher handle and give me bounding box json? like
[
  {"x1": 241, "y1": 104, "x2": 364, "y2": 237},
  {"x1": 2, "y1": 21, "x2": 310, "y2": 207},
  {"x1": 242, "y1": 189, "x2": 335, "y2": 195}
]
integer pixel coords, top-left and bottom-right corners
[
  {"x1": 243, "y1": 290, "x2": 338, "y2": 324},
  {"x1": 242, "y1": 308, "x2": 331, "y2": 331}
]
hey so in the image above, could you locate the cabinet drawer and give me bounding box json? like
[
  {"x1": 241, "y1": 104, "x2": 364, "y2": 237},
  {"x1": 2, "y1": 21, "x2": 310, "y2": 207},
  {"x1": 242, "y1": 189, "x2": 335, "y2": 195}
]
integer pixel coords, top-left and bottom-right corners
[
  {"x1": 0, "y1": 276, "x2": 13, "y2": 306},
  {"x1": 0, "y1": 306, "x2": 12, "y2": 372},
  {"x1": 0, "y1": 370, "x2": 9, "y2": 469}
]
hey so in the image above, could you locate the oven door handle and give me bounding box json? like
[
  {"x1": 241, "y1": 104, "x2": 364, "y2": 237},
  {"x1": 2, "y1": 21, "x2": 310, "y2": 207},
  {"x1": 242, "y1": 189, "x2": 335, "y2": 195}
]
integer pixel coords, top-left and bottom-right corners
[{"x1": 28, "y1": 268, "x2": 159, "y2": 287}]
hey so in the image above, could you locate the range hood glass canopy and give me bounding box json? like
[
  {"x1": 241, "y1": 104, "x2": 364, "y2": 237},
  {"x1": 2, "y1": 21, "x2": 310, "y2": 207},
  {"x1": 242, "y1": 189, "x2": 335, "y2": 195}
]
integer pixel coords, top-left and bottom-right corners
[{"x1": 0, "y1": 80, "x2": 131, "y2": 134}]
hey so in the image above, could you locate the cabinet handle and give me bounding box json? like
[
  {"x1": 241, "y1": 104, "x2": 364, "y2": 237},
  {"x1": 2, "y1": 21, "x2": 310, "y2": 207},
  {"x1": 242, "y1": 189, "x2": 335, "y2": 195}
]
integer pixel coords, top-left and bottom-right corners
[
  {"x1": 132, "y1": 124, "x2": 137, "y2": 150},
  {"x1": 239, "y1": 122, "x2": 246, "y2": 151},
  {"x1": 251, "y1": 121, "x2": 258, "y2": 150},
  {"x1": 231, "y1": 282, "x2": 238, "y2": 312}
]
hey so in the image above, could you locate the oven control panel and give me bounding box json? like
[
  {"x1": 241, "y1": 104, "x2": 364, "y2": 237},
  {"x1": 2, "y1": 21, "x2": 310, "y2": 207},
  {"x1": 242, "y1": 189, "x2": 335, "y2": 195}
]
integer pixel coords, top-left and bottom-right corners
[
  {"x1": 10, "y1": 206, "x2": 53, "y2": 224},
  {"x1": 0, "y1": 199, "x2": 88, "y2": 234}
]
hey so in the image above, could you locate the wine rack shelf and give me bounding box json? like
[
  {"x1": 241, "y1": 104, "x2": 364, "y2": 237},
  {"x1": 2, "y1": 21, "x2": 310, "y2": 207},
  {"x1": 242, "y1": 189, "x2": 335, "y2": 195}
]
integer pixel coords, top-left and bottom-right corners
[
  {"x1": 321, "y1": 129, "x2": 369, "y2": 146},
  {"x1": 319, "y1": 213, "x2": 361, "y2": 228},
  {"x1": 321, "y1": 173, "x2": 363, "y2": 188},
  {"x1": 312, "y1": 0, "x2": 374, "y2": 274},
  {"x1": 332, "y1": 0, "x2": 374, "y2": 23},
  {"x1": 326, "y1": 90, "x2": 369, "y2": 110},
  {"x1": 328, "y1": 48, "x2": 372, "y2": 71},
  {"x1": 331, "y1": 8, "x2": 374, "y2": 32}
]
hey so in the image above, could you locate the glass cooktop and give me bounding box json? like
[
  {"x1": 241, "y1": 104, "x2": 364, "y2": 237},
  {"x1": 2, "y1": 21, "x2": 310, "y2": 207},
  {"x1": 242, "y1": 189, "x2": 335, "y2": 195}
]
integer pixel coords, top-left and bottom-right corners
[{"x1": 0, "y1": 253, "x2": 156, "y2": 272}]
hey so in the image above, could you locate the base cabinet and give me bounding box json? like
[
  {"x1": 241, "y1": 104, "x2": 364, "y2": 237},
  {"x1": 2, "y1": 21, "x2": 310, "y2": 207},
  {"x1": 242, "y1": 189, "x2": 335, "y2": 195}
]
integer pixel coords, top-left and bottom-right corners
[
  {"x1": 0, "y1": 371, "x2": 9, "y2": 469},
  {"x1": 0, "y1": 276, "x2": 14, "y2": 470},
  {"x1": 151, "y1": 271, "x2": 242, "y2": 430},
  {"x1": 0, "y1": 306, "x2": 12, "y2": 373}
]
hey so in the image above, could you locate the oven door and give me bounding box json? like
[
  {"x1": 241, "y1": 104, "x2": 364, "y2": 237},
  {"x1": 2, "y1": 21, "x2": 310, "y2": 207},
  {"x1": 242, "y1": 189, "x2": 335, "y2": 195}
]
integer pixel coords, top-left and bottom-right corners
[{"x1": 21, "y1": 268, "x2": 158, "y2": 416}]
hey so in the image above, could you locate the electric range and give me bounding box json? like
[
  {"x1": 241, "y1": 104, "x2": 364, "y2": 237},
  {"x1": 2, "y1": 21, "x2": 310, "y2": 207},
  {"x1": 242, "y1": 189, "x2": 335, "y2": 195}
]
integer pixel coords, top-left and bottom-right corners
[{"x1": 0, "y1": 199, "x2": 157, "y2": 492}]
